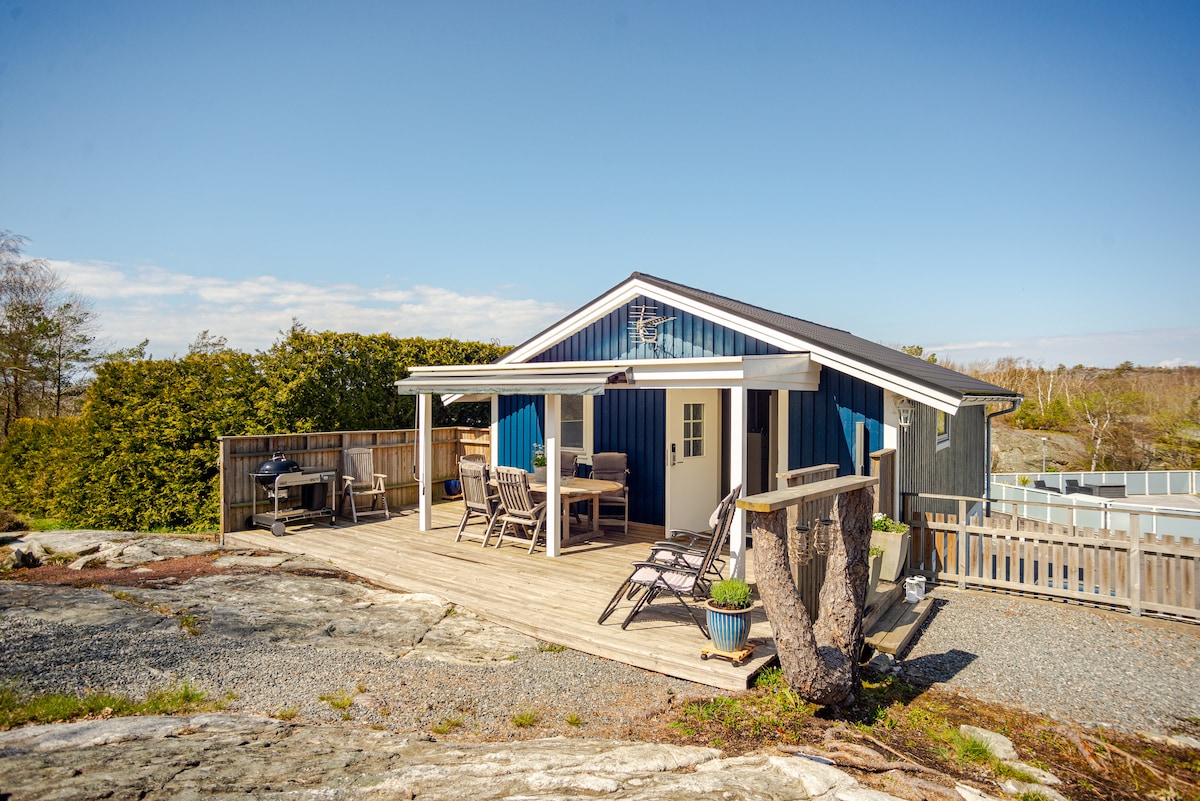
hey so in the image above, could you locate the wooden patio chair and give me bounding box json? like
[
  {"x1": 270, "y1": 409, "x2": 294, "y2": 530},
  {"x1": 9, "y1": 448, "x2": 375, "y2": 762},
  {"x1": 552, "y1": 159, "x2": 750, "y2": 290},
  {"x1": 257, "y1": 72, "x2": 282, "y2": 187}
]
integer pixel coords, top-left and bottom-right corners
[
  {"x1": 455, "y1": 458, "x2": 500, "y2": 546},
  {"x1": 596, "y1": 484, "x2": 741, "y2": 637},
  {"x1": 341, "y1": 447, "x2": 389, "y2": 522},
  {"x1": 590, "y1": 452, "x2": 630, "y2": 535},
  {"x1": 492, "y1": 466, "x2": 548, "y2": 554}
]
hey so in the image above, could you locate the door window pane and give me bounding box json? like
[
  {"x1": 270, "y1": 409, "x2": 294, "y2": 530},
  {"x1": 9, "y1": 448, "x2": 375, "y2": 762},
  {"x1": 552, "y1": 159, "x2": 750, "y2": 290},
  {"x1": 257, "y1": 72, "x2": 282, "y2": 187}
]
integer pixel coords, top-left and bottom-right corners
[{"x1": 683, "y1": 403, "x2": 704, "y2": 458}]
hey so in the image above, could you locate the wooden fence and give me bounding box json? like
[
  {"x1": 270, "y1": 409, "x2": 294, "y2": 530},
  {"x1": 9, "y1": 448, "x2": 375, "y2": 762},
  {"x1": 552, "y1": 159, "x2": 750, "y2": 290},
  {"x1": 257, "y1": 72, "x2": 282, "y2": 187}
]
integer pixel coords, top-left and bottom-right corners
[
  {"x1": 218, "y1": 427, "x2": 490, "y2": 533},
  {"x1": 904, "y1": 493, "x2": 1200, "y2": 622}
]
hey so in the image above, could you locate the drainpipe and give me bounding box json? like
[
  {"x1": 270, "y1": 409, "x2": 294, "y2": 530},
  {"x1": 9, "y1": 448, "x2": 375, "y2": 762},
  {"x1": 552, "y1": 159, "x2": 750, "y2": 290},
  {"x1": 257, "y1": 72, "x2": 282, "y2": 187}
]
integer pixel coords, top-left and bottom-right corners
[{"x1": 985, "y1": 399, "x2": 1022, "y2": 516}]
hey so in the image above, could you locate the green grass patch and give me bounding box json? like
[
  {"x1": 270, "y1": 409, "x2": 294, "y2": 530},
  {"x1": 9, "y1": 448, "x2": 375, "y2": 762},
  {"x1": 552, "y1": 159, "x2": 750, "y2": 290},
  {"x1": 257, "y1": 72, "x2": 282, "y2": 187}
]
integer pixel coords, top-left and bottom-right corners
[
  {"x1": 511, "y1": 710, "x2": 541, "y2": 728},
  {"x1": 538, "y1": 642, "x2": 569, "y2": 653},
  {"x1": 565, "y1": 713, "x2": 583, "y2": 727},
  {"x1": 318, "y1": 690, "x2": 354, "y2": 711},
  {"x1": 432, "y1": 715, "x2": 464, "y2": 734},
  {"x1": 0, "y1": 681, "x2": 214, "y2": 729},
  {"x1": 672, "y1": 667, "x2": 816, "y2": 745},
  {"x1": 274, "y1": 706, "x2": 299, "y2": 721}
]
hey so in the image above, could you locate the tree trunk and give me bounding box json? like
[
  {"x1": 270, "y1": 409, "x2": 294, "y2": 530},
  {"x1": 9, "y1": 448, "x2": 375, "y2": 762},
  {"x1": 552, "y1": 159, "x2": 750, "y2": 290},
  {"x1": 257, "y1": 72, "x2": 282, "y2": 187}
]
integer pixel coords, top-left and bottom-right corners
[{"x1": 752, "y1": 486, "x2": 874, "y2": 706}]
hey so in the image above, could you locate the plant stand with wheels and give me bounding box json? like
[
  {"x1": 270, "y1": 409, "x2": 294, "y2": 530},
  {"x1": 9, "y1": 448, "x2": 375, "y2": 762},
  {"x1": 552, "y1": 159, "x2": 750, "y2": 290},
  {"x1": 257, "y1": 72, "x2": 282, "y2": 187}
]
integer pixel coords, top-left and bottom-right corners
[{"x1": 700, "y1": 641, "x2": 757, "y2": 668}]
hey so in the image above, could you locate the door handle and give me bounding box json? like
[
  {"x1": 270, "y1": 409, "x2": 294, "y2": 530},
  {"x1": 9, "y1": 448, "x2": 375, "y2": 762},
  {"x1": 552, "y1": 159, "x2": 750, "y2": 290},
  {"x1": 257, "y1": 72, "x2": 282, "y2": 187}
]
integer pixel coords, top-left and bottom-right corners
[{"x1": 670, "y1": 443, "x2": 677, "y2": 466}]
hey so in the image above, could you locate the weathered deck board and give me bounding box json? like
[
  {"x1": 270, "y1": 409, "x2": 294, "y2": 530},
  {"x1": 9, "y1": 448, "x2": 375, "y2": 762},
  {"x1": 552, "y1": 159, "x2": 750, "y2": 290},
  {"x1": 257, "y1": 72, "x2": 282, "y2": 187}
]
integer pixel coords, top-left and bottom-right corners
[
  {"x1": 224, "y1": 503, "x2": 777, "y2": 690},
  {"x1": 865, "y1": 597, "x2": 934, "y2": 655}
]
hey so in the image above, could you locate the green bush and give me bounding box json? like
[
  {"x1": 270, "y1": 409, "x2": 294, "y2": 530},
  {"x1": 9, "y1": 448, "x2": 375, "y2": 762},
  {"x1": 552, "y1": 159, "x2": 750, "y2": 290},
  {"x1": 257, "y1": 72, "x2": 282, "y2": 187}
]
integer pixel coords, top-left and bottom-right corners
[{"x1": 709, "y1": 578, "x2": 753, "y2": 610}]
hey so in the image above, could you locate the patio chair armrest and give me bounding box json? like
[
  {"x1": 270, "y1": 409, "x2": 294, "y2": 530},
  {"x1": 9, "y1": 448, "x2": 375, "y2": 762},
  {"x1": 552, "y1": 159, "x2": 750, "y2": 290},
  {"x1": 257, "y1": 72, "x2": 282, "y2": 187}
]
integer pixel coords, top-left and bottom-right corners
[
  {"x1": 630, "y1": 560, "x2": 701, "y2": 577},
  {"x1": 650, "y1": 542, "x2": 704, "y2": 555},
  {"x1": 665, "y1": 528, "x2": 712, "y2": 548}
]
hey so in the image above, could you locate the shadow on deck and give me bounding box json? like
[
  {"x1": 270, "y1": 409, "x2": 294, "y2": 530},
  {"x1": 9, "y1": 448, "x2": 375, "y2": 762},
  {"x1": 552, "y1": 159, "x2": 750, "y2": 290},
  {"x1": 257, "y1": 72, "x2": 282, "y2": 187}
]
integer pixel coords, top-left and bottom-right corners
[{"x1": 223, "y1": 502, "x2": 777, "y2": 690}]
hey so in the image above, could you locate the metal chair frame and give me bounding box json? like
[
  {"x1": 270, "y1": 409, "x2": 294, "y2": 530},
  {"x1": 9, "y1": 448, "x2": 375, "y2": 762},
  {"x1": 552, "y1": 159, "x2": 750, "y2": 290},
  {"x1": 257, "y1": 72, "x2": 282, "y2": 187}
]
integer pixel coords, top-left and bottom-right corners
[{"x1": 597, "y1": 485, "x2": 741, "y2": 637}]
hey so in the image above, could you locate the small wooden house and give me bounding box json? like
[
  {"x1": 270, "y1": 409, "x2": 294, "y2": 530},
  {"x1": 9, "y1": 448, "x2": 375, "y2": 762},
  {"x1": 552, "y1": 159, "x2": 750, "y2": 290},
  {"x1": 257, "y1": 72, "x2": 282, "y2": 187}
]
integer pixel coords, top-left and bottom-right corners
[{"x1": 397, "y1": 272, "x2": 1021, "y2": 576}]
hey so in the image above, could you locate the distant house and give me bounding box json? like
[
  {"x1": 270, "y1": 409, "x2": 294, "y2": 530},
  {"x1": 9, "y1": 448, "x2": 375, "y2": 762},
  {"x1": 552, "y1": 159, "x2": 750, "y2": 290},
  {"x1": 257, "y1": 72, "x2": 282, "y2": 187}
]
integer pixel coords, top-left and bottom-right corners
[{"x1": 398, "y1": 272, "x2": 1021, "y2": 577}]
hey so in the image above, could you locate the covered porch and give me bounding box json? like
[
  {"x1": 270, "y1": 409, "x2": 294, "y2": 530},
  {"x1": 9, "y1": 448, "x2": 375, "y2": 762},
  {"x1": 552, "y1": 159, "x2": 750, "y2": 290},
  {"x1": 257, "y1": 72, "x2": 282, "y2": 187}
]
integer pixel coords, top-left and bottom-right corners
[{"x1": 222, "y1": 500, "x2": 778, "y2": 691}]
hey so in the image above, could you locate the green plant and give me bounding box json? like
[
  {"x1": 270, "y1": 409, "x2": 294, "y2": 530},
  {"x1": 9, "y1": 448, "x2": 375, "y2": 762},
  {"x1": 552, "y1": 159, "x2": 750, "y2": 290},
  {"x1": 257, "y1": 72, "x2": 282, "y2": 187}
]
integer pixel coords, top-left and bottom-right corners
[
  {"x1": 531, "y1": 443, "x2": 547, "y2": 467},
  {"x1": 179, "y1": 614, "x2": 201, "y2": 636},
  {"x1": 708, "y1": 578, "x2": 753, "y2": 610},
  {"x1": 511, "y1": 710, "x2": 541, "y2": 728},
  {"x1": 566, "y1": 713, "x2": 583, "y2": 727},
  {"x1": 868, "y1": 545, "x2": 885, "y2": 558},
  {"x1": 318, "y1": 690, "x2": 353, "y2": 711},
  {"x1": 0, "y1": 681, "x2": 214, "y2": 728},
  {"x1": 432, "y1": 715, "x2": 464, "y2": 734},
  {"x1": 274, "y1": 706, "x2": 299, "y2": 721},
  {"x1": 872, "y1": 513, "x2": 909, "y2": 533},
  {"x1": 538, "y1": 642, "x2": 568, "y2": 653}
]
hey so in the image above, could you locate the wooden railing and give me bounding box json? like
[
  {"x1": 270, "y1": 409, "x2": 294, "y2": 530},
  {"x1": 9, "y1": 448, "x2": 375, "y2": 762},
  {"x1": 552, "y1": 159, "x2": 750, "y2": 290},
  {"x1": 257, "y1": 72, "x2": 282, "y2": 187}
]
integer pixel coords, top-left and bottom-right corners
[
  {"x1": 904, "y1": 493, "x2": 1200, "y2": 622},
  {"x1": 218, "y1": 427, "x2": 490, "y2": 533},
  {"x1": 774, "y1": 464, "x2": 840, "y2": 618}
]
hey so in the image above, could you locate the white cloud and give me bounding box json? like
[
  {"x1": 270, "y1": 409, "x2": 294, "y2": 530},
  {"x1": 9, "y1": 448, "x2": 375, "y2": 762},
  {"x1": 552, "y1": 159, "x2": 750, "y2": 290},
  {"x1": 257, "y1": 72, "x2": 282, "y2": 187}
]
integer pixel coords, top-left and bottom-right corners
[
  {"x1": 931, "y1": 329, "x2": 1200, "y2": 368},
  {"x1": 50, "y1": 259, "x2": 566, "y2": 356}
]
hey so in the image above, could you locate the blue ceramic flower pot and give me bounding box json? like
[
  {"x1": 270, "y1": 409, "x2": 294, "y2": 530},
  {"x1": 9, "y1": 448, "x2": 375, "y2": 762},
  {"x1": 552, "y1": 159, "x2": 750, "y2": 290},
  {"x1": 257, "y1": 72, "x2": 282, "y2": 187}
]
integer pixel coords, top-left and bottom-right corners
[{"x1": 705, "y1": 602, "x2": 753, "y2": 652}]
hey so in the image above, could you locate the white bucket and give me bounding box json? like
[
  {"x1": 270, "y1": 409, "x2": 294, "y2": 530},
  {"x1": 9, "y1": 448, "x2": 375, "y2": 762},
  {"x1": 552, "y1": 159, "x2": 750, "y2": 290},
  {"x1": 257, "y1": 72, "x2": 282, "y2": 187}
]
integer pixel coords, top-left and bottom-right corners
[{"x1": 904, "y1": 576, "x2": 926, "y2": 603}]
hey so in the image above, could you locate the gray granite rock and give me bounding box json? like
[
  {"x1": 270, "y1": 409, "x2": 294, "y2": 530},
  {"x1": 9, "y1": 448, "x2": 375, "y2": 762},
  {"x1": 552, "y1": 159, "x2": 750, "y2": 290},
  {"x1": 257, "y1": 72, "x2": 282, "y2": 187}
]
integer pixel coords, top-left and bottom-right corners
[
  {"x1": 958, "y1": 724, "x2": 1018, "y2": 760},
  {"x1": 0, "y1": 714, "x2": 906, "y2": 800}
]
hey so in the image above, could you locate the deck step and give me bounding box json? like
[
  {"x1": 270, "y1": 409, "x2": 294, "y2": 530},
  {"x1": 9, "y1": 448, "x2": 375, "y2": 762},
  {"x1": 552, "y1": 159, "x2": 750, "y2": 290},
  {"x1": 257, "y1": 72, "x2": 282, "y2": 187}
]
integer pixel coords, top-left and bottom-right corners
[{"x1": 865, "y1": 596, "x2": 934, "y2": 655}]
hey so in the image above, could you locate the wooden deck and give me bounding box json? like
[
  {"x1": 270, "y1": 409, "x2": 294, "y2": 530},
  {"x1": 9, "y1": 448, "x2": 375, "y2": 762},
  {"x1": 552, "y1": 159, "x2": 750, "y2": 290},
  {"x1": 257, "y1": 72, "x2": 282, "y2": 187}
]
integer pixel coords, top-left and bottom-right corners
[{"x1": 223, "y1": 503, "x2": 777, "y2": 691}]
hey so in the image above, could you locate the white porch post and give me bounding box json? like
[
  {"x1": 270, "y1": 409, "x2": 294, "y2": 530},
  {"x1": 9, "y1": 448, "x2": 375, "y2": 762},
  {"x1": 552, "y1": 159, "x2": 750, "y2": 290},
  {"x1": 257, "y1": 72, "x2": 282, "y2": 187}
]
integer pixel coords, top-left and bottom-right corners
[
  {"x1": 489, "y1": 396, "x2": 499, "y2": 467},
  {"x1": 544, "y1": 395, "x2": 562, "y2": 557},
  {"x1": 417, "y1": 392, "x2": 433, "y2": 531},
  {"x1": 729, "y1": 386, "x2": 749, "y2": 579},
  {"x1": 882, "y1": 390, "x2": 902, "y2": 520}
]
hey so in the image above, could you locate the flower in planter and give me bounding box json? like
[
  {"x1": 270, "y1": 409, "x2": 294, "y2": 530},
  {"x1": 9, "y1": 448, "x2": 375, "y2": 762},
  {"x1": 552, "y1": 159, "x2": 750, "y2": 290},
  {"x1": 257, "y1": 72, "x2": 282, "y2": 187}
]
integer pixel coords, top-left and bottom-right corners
[
  {"x1": 872, "y1": 512, "x2": 909, "y2": 534},
  {"x1": 531, "y1": 443, "x2": 547, "y2": 468}
]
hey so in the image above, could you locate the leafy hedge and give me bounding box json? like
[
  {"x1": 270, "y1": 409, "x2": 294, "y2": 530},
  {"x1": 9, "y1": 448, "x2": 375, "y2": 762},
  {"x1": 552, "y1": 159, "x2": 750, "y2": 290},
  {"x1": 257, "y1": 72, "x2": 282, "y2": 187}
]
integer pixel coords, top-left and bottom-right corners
[{"x1": 0, "y1": 332, "x2": 509, "y2": 531}]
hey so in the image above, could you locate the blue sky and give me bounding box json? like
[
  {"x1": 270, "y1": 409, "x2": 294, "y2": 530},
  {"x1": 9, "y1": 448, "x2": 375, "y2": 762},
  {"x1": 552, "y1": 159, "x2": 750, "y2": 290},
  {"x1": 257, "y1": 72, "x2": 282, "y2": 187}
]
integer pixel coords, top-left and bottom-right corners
[{"x1": 2, "y1": 1, "x2": 1197, "y2": 367}]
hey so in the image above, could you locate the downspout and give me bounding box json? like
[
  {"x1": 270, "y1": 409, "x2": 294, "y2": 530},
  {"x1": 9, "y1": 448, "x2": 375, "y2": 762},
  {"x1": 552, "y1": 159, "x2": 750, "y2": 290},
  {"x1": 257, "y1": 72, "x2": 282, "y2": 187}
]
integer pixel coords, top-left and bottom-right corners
[{"x1": 985, "y1": 398, "x2": 1022, "y2": 516}]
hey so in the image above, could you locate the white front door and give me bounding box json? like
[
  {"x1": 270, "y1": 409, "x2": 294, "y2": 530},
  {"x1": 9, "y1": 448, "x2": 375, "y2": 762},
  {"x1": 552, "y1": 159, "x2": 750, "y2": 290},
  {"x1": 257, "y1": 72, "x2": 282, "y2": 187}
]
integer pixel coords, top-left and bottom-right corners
[{"x1": 665, "y1": 388, "x2": 722, "y2": 533}]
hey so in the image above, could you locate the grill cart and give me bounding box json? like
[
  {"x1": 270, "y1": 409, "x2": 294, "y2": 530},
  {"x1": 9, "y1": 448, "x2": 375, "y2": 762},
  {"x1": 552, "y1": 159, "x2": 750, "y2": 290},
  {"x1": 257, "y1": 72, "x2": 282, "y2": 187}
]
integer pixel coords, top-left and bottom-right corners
[{"x1": 248, "y1": 453, "x2": 337, "y2": 536}]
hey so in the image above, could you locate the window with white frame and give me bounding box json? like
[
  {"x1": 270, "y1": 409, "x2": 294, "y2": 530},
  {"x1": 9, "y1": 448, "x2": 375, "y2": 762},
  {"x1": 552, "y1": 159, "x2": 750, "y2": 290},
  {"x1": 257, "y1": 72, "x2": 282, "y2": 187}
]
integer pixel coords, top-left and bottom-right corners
[
  {"x1": 561, "y1": 395, "x2": 585, "y2": 451},
  {"x1": 683, "y1": 403, "x2": 704, "y2": 457},
  {"x1": 936, "y1": 410, "x2": 951, "y2": 451}
]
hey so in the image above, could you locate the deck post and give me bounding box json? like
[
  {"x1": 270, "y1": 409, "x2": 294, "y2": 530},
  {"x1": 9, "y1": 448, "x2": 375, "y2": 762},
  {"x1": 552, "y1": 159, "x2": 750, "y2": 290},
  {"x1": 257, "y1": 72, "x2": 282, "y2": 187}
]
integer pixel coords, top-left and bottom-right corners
[
  {"x1": 774, "y1": 390, "x2": 789, "y2": 490},
  {"x1": 417, "y1": 393, "x2": 433, "y2": 531},
  {"x1": 729, "y1": 385, "x2": 748, "y2": 579},
  {"x1": 1129, "y1": 512, "x2": 1142, "y2": 617},
  {"x1": 544, "y1": 394, "x2": 562, "y2": 558}
]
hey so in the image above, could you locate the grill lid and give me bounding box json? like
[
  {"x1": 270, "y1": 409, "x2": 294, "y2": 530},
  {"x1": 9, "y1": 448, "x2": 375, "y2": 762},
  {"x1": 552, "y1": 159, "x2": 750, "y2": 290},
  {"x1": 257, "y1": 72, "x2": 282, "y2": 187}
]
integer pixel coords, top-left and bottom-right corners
[{"x1": 255, "y1": 452, "x2": 301, "y2": 484}]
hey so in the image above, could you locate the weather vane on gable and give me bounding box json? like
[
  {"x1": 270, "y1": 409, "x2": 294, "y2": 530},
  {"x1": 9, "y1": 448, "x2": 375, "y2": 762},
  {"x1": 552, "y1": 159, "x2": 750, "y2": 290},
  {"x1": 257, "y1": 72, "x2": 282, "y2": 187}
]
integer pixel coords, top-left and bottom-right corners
[{"x1": 628, "y1": 305, "x2": 675, "y2": 351}]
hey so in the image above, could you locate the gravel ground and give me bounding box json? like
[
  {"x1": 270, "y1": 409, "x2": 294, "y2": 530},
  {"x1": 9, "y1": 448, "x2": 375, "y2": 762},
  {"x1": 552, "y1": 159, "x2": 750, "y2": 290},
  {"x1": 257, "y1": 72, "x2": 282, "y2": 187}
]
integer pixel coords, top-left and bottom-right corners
[
  {"x1": 900, "y1": 586, "x2": 1200, "y2": 736},
  {"x1": 0, "y1": 587, "x2": 709, "y2": 741}
]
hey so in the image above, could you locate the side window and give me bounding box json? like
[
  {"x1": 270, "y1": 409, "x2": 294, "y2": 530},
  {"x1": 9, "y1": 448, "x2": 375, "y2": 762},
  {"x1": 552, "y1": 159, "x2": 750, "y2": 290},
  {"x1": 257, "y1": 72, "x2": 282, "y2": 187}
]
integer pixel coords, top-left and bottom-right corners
[
  {"x1": 562, "y1": 395, "x2": 584, "y2": 450},
  {"x1": 936, "y1": 410, "x2": 951, "y2": 451},
  {"x1": 683, "y1": 403, "x2": 704, "y2": 457}
]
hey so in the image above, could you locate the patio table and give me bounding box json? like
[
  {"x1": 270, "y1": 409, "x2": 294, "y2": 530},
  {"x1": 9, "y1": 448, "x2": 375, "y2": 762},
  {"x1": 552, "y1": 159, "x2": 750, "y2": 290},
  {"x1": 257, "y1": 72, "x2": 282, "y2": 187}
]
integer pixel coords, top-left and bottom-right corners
[{"x1": 529, "y1": 476, "x2": 623, "y2": 546}]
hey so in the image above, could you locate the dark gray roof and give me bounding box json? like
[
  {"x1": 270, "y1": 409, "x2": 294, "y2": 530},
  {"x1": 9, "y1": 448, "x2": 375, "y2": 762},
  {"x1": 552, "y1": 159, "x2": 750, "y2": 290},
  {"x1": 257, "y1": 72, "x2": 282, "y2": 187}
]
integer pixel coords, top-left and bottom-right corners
[{"x1": 629, "y1": 272, "x2": 1019, "y2": 402}]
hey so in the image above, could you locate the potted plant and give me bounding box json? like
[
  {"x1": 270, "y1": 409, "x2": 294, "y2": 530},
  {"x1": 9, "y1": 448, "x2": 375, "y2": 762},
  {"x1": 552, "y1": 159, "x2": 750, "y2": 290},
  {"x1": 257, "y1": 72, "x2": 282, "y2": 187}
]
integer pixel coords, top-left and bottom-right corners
[
  {"x1": 867, "y1": 543, "x2": 885, "y2": 593},
  {"x1": 870, "y1": 513, "x2": 911, "y2": 583},
  {"x1": 705, "y1": 577, "x2": 754, "y2": 653},
  {"x1": 531, "y1": 444, "x2": 547, "y2": 483}
]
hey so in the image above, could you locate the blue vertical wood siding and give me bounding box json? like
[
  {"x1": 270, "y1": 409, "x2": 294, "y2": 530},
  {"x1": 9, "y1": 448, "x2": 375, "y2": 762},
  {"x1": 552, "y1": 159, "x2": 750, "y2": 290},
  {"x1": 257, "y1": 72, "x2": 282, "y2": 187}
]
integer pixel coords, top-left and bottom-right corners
[
  {"x1": 594, "y1": 389, "x2": 665, "y2": 525},
  {"x1": 788, "y1": 367, "x2": 883, "y2": 476},
  {"x1": 498, "y1": 395, "x2": 544, "y2": 471},
  {"x1": 532, "y1": 295, "x2": 784, "y2": 362}
]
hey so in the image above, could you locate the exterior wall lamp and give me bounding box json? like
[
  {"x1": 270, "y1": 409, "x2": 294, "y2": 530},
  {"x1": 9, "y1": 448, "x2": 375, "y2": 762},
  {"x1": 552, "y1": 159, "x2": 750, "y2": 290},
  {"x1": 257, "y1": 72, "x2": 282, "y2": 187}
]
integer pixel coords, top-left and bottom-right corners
[{"x1": 895, "y1": 397, "x2": 915, "y2": 429}]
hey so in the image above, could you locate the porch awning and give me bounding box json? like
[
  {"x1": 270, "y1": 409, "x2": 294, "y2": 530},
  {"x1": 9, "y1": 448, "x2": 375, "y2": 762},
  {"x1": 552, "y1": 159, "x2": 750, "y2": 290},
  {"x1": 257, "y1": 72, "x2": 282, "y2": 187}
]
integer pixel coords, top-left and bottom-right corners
[{"x1": 395, "y1": 364, "x2": 632, "y2": 396}]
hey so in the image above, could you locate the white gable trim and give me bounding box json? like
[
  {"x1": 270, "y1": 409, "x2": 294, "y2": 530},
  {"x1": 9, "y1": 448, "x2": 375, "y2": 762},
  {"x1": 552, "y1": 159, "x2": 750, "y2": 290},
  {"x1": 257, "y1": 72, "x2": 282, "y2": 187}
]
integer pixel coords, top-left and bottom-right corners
[{"x1": 502, "y1": 277, "x2": 967, "y2": 413}]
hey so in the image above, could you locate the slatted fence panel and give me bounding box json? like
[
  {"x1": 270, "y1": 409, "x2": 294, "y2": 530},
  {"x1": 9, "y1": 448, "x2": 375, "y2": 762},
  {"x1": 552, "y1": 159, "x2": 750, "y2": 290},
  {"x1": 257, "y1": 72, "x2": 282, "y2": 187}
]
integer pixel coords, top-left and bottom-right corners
[
  {"x1": 219, "y1": 427, "x2": 489, "y2": 533},
  {"x1": 905, "y1": 493, "x2": 1200, "y2": 623}
]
